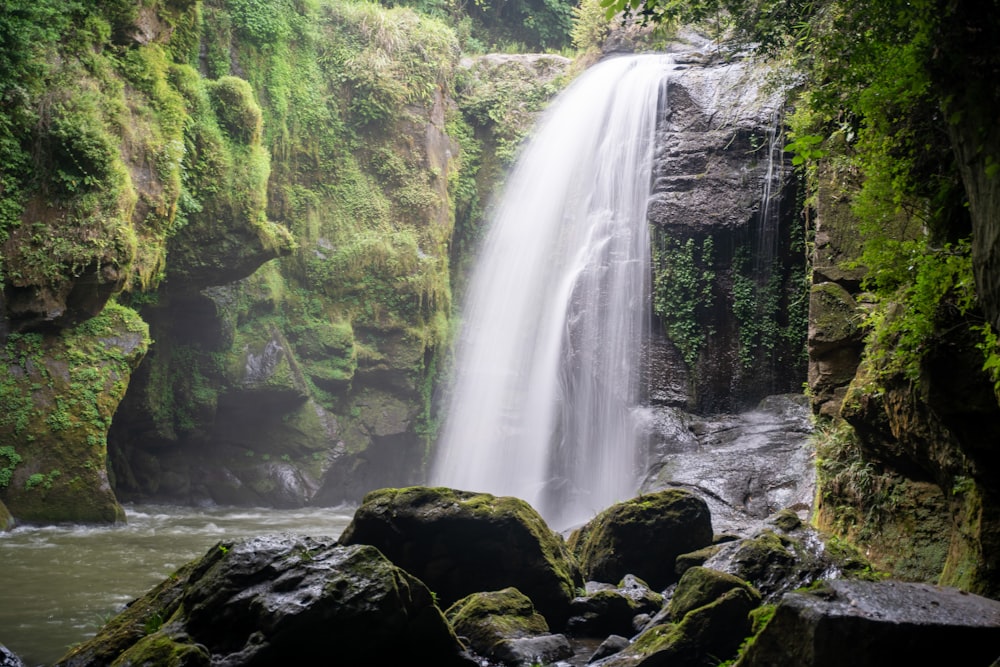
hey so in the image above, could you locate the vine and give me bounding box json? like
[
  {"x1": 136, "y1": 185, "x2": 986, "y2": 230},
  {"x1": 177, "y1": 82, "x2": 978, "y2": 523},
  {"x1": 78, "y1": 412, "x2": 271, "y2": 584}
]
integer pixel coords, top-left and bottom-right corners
[{"x1": 652, "y1": 233, "x2": 715, "y2": 368}]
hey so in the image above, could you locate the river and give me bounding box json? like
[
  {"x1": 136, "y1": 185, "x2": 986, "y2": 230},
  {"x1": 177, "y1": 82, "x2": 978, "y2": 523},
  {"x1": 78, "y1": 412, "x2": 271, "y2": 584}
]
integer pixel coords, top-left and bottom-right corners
[{"x1": 0, "y1": 504, "x2": 353, "y2": 666}]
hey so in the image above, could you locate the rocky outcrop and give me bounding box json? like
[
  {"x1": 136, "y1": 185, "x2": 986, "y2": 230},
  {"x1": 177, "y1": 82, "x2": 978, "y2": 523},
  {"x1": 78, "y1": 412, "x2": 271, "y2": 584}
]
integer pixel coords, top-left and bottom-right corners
[
  {"x1": 645, "y1": 46, "x2": 805, "y2": 412},
  {"x1": 569, "y1": 489, "x2": 713, "y2": 591},
  {"x1": 55, "y1": 535, "x2": 474, "y2": 667},
  {"x1": 0, "y1": 304, "x2": 148, "y2": 523},
  {"x1": 738, "y1": 579, "x2": 1000, "y2": 666},
  {"x1": 339, "y1": 486, "x2": 583, "y2": 628}
]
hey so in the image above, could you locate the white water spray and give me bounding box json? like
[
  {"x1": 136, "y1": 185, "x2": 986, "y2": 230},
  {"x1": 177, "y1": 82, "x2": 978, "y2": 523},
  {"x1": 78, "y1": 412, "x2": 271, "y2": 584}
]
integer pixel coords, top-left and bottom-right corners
[{"x1": 431, "y1": 55, "x2": 672, "y2": 528}]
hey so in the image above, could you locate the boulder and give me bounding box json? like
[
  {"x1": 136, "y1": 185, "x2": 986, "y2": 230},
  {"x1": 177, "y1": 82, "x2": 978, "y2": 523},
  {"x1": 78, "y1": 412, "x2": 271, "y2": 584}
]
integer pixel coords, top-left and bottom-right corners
[
  {"x1": 568, "y1": 575, "x2": 664, "y2": 637},
  {"x1": 700, "y1": 524, "x2": 872, "y2": 601},
  {"x1": 56, "y1": 535, "x2": 473, "y2": 667},
  {"x1": 339, "y1": 486, "x2": 582, "y2": 627},
  {"x1": 738, "y1": 579, "x2": 1000, "y2": 666},
  {"x1": 594, "y1": 587, "x2": 759, "y2": 666},
  {"x1": 491, "y1": 634, "x2": 573, "y2": 666},
  {"x1": 668, "y1": 567, "x2": 761, "y2": 621},
  {"x1": 589, "y1": 634, "x2": 630, "y2": 662},
  {"x1": 569, "y1": 489, "x2": 713, "y2": 590},
  {"x1": 445, "y1": 589, "x2": 574, "y2": 667},
  {"x1": 446, "y1": 588, "x2": 549, "y2": 657}
]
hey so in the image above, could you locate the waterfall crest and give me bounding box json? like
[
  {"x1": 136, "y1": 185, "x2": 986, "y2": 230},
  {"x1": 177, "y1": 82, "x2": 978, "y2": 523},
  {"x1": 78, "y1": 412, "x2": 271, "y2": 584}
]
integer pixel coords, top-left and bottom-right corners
[{"x1": 432, "y1": 55, "x2": 671, "y2": 529}]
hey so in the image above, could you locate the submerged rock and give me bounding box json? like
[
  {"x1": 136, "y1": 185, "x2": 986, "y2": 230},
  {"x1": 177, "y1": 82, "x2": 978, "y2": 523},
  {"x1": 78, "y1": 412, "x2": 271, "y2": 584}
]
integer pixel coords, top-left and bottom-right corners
[
  {"x1": 738, "y1": 579, "x2": 1000, "y2": 666},
  {"x1": 338, "y1": 486, "x2": 583, "y2": 627},
  {"x1": 569, "y1": 489, "x2": 713, "y2": 591},
  {"x1": 56, "y1": 535, "x2": 473, "y2": 667}
]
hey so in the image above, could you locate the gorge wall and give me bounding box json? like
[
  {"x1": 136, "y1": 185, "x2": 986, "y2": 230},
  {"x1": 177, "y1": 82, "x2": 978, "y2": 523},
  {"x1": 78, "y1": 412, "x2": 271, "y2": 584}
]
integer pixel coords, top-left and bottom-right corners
[{"x1": 0, "y1": 0, "x2": 574, "y2": 520}]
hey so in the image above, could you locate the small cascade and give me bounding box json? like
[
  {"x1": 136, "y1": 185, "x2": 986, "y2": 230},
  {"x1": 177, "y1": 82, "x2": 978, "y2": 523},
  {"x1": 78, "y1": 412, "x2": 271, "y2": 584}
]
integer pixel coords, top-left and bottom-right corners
[
  {"x1": 754, "y1": 109, "x2": 785, "y2": 274},
  {"x1": 431, "y1": 55, "x2": 673, "y2": 529}
]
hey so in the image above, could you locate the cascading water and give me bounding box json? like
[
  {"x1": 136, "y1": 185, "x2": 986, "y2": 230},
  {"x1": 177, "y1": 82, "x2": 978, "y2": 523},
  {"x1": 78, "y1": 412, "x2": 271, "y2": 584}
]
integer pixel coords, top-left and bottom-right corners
[{"x1": 432, "y1": 55, "x2": 673, "y2": 529}]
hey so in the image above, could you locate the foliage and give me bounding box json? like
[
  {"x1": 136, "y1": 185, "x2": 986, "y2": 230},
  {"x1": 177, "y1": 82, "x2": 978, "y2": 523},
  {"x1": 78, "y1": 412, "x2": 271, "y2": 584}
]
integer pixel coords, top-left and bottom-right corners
[
  {"x1": 378, "y1": 0, "x2": 575, "y2": 51},
  {"x1": 652, "y1": 234, "x2": 715, "y2": 368},
  {"x1": 813, "y1": 420, "x2": 901, "y2": 538},
  {"x1": 0, "y1": 446, "x2": 22, "y2": 489},
  {"x1": 861, "y1": 241, "x2": 977, "y2": 382},
  {"x1": 571, "y1": 0, "x2": 613, "y2": 53}
]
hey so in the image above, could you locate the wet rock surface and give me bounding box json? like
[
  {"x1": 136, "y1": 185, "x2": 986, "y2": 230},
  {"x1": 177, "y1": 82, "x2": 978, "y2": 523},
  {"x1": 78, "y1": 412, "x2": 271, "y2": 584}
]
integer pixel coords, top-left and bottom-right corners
[
  {"x1": 568, "y1": 575, "x2": 664, "y2": 638},
  {"x1": 739, "y1": 579, "x2": 1000, "y2": 666},
  {"x1": 55, "y1": 535, "x2": 473, "y2": 667},
  {"x1": 338, "y1": 486, "x2": 582, "y2": 628},
  {"x1": 641, "y1": 394, "x2": 814, "y2": 534},
  {"x1": 0, "y1": 645, "x2": 24, "y2": 667}
]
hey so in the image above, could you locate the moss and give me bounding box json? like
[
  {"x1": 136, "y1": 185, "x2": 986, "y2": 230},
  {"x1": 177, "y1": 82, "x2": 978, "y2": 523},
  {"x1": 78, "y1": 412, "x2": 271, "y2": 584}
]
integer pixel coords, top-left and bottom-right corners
[
  {"x1": 810, "y1": 282, "x2": 861, "y2": 343},
  {"x1": 445, "y1": 587, "x2": 549, "y2": 654},
  {"x1": 669, "y1": 567, "x2": 761, "y2": 621},
  {"x1": 568, "y1": 489, "x2": 713, "y2": 590},
  {"x1": 55, "y1": 559, "x2": 197, "y2": 665},
  {"x1": 207, "y1": 76, "x2": 263, "y2": 145},
  {"x1": 0, "y1": 303, "x2": 148, "y2": 523},
  {"x1": 111, "y1": 631, "x2": 210, "y2": 667}
]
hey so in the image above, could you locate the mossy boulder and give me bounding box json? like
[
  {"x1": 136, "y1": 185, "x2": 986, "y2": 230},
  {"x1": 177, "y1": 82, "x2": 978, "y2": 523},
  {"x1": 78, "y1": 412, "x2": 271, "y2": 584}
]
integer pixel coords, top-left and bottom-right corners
[
  {"x1": 596, "y1": 587, "x2": 759, "y2": 667},
  {"x1": 446, "y1": 588, "x2": 570, "y2": 665},
  {"x1": 56, "y1": 535, "x2": 474, "y2": 667},
  {"x1": 669, "y1": 567, "x2": 761, "y2": 621},
  {"x1": 339, "y1": 486, "x2": 583, "y2": 628},
  {"x1": 569, "y1": 489, "x2": 714, "y2": 590}
]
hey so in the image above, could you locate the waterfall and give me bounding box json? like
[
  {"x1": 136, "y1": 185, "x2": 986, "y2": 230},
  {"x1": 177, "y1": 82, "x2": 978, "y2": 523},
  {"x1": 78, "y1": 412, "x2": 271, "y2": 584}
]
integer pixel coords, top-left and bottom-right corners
[{"x1": 431, "y1": 55, "x2": 672, "y2": 529}]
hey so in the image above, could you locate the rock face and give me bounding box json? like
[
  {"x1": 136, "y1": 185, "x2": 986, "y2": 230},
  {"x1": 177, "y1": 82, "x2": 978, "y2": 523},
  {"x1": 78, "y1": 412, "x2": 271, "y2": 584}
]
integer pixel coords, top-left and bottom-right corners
[
  {"x1": 338, "y1": 486, "x2": 583, "y2": 628},
  {"x1": 0, "y1": 304, "x2": 148, "y2": 523},
  {"x1": 569, "y1": 489, "x2": 713, "y2": 591},
  {"x1": 738, "y1": 579, "x2": 1000, "y2": 666},
  {"x1": 55, "y1": 535, "x2": 473, "y2": 667},
  {"x1": 645, "y1": 44, "x2": 806, "y2": 412}
]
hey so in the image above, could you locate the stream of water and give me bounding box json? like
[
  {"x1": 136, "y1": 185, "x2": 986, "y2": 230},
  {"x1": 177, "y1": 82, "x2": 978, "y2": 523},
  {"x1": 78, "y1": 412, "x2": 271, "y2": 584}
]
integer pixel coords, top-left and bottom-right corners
[
  {"x1": 432, "y1": 55, "x2": 674, "y2": 530},
  {"x1": 0, "y1": 505, "x2": 353, "y2": 665}
]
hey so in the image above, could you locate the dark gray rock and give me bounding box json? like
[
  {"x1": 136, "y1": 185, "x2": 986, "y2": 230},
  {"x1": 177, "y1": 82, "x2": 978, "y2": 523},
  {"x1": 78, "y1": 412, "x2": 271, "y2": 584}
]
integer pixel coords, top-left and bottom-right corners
[
  {"x1": 589, "y1": 635, "x2": 630, "y2": 663},
  {"x1": 739, "y1": 579, "x2": 1000, "y2": 666},
  {"x1": 568, "y1": 575, "x2": 664, "y2": 637},
  {"x1": 0, "y1": 645, "x2": 24, "y2": 667},
  {"x1": 56, "y1": 535, "x2": 474, "y2": 667},
  {"x1": 491, "y1": 634, "x2": 573, "y2": 666},
  {"x1": 339, "y1": 486, "x2": 582, "y2": 628}
]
